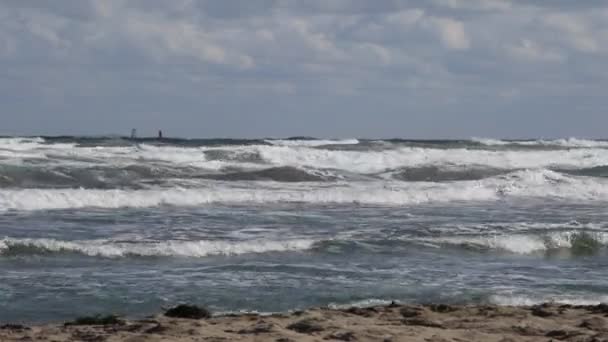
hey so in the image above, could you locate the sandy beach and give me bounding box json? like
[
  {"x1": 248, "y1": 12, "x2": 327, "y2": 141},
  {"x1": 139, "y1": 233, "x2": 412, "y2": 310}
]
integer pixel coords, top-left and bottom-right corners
[{"x1": 2, "y1": 303, "x2": 608, "y2": 342}]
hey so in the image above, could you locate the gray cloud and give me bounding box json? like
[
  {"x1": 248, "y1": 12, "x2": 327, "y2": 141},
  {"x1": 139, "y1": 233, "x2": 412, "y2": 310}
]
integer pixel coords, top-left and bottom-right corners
[{"x1": 0, "y1": 0, "x2": 607, "y2": 138}]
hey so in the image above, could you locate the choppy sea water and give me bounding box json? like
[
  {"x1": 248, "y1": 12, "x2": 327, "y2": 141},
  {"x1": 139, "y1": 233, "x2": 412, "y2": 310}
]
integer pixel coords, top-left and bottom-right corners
[{"x1": 1, "y1": 136, "x2": 608, "y2": 322}]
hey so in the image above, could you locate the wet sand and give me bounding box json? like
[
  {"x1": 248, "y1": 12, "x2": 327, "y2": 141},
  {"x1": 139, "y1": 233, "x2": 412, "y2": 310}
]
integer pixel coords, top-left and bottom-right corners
[{"x1": 2, "y1": 302, "x2": 608, "y2": 341}]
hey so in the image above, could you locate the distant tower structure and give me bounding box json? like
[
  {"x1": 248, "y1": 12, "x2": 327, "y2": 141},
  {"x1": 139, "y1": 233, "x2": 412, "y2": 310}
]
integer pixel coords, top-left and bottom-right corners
[
  {"x1": 131, "y1": 128, "x2": 137, "y2": 139},
  {"x1": 158, "y1": 130, "x2": 163, "y2": 139}
]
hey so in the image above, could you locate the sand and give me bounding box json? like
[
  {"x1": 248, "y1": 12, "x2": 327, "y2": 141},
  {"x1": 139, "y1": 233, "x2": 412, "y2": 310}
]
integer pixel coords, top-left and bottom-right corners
[{"x1": 2, "y1": 303, "x2": 608, "y2": 341}]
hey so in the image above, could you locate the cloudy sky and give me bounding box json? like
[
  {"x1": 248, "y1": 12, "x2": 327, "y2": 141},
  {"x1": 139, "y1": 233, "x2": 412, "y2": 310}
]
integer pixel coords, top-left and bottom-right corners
[{"x1": 1, "y1": 0, "x2": 607, "y2": 138}]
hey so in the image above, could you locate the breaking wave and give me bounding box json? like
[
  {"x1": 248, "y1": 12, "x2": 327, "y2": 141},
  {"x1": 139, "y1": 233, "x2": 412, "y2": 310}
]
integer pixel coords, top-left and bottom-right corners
[
  {"x1": 386, "y1": 166, "x2": 509, "y2": 182},
  {"x1": 558, "y1": 165, "x2": 608, "y2": 178},
  {"x1": 0, "y1": 164, "x2": 332, "y2": 188},
  {"x1": 313, "y1": 230, "x2": 608, "y2": 256},
  {"x1": 1, "y1": 169, "x2": 607, "y2": 211},
  {"x1": 200, "y1": 166, "x2": 333, "y2": 182},
  {"x1": 428, "y1": 231, "x2": 608, "y2": 255},
  {"x1": 3, "y1": 230, "x2": 605, "y2": 259},
  {"x1": 0, "y1": 137, "x2": 45, "y2": 147},
  {"x1": 265, "y1": 138, "x2": 360, "y2": 147},
  {"x1": 3, "y1": 136, "x2": 608, "y2": 177},
  {"x1": 489, "y1": 294, "x2": 608, "y2": 306},
  {"x1": 253, "y1": 145, "x2": 608, "y2": 173},
  {"x1": 0, "y1": 238, "x2": 316, "y2": 258},
  {"x1": 472, "y1": 137, "x2": 608, "y2": 148}
]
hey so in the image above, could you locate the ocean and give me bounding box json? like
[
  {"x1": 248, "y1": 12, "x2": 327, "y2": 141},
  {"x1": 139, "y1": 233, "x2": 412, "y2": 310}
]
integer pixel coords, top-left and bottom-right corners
[{"x1": 1, "y1": 136, "x2": 607, "y2": 323}]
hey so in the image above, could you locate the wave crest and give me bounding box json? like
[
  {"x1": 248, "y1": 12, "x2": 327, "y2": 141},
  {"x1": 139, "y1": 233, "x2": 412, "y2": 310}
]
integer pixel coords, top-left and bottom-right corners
[
  {"x1": 431, "y1": 231, "x2": 608, "y2": 254},
  {"x1": 387, "y1": 166, "x2": 508, "y2": 182},
  {"x1": 264, "y1": 139, "x2": 359, "y2": 147},
  {"x1": 473, "y1": 137, "x2": 608, "y2": 148},
  {"x1": 1, "y1": 169, "x2": 607, "y2": 211},
  {"x1": 489, "y1": 294, "x2": 608, "y2": 306},
  {"x1": 0, "y1": 238, "x2": 316, "y2": 258}
]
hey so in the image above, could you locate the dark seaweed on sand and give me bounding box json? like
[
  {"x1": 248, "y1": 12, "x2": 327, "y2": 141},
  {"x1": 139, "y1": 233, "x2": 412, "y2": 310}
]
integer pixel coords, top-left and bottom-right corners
[
  {"x1": 65, "y1": 314, "x2": 124, "y2": 326},
  {"x1": 164, "y1": 304, "x2": 211, "y2": 319}
]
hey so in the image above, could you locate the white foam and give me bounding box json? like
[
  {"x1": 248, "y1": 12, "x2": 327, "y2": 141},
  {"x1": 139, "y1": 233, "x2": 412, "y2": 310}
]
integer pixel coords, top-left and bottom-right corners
[
  {"x1": 328, "y1": 299, "x2": 396, "y2": 309},
  {"x1": 0, "y1": 138, "x2": 48, "y2": 160},
  {"x1": 0, "y1": 237, "x2": 316, "y2": 257},
  {"x1": 1, "y1": 169, "x2": 607, "y2": 211},
  {"x1": 0, "y1": 137, "x2": 45, "y2": 147},
  {"x1": 265, "y1": 139, "x2": 360, "y2": 147},
  {"x1": 254, "y1": 145, "x2": 608, "y2": 173},
  {"x1": 432, "y1": 221, "x2": 603, "y2": 235},
  {"x1": 136, "y1": 144, "x2": 266, "y2": 170},
  {"x1": 483, "y1": 235, "x2": 549, "y2": 254},
  {"x1": 491, "y1": 169, "x2": 608, "y2": 200},
  {"x1": 0, "y1": 183, "x2": 494, "y2": 211},
  {"x1": 3, "y1": 137, "x2": 608, "y2": 173},
  {"x1": 472, "y1": 137, "x2": 511, "y2": 146},
  {"x1": 473, "y1": 137, "x2": 608, "y2": 148},
  {"x1": 0, "y1": 142, "x2": 264, "y2": 170},
  {"x1": 552, "y1": 138, "x2": 608, "y2": 148},
  {"x1": 0, "y1": 137, "x2": 77, "y2": 152},
  {"x1": 490, "y1": 294, "x2": 608, "y2": 306},
  {"x1": 430, "y1": 230, "x2": 608, "y2": 254}
]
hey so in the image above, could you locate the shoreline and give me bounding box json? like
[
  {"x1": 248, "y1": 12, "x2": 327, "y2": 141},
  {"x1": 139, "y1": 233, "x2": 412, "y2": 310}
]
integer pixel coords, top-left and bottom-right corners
[{"x1": 2, "y1": 302, "x2": 608, "y2": 341}]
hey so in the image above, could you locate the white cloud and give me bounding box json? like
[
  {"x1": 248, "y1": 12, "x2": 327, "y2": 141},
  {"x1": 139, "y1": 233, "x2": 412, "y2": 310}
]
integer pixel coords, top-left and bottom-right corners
[
  {"x1": 91, "y1": 0, "x2": 118, "y2": 18},
  {"x1": 360, "y1": 43, "x2": 392, "y2": 65},
  {"x1": 284, "y1": 18, "x2": 345, "y2": 60},
  {"x1": 386, "y1": 11, "x2": 470, "y2": 50},
  {"x1": 0, "y1": 32, "x2": 16, "y2": 57},
  {"x1": 432, "y1": 0, "x2": 511, "y2": 11},
  {"x1": 430, "y1": 17, "x2": 470, "y2": 50},
  {"x1": 386, "y1": 9, "x2": 425, "y2": 27},
  {"x1": 1, "y1": 0, "x2": 608, "y2": 137},
  {"x1": 255, "y1": 29, "x2": 275, "y2": 42},
  {"x1": 127, "y1": 17, "x2": 223, "y2": 63},
  {"x1": 506, "y1": 39, "x2": 564, "y2": 63},
  {"x1": 542, "y1": 13, "x2": 600, "y2": 53},
  {"x1": 24, "y1": 15, "x2": 71, "y2": 49},
  {"x1": 117, "y1": 9, "x2": 255, "y2": 68}
]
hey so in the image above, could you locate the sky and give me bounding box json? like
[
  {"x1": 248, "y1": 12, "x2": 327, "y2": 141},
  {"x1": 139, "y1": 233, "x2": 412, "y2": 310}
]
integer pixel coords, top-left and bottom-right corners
[{"x1": 1, "y1": 0, "x2": 607, "y2": 138}]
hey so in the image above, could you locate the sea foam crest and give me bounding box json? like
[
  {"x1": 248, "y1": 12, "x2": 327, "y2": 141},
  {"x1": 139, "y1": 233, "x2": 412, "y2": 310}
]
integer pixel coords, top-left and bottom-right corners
[
  {"x1": 1, "y1": 169, "x2": 607, "y2": 211},
  {"x1": 0, "y1": 238, "x2": 316, "y2": 257},
  {"x1": 254, "y1": 145, "x2": 608, "y2": 173},
  {"x1": 0, "y1": 137, "x2": 47, "y2": 153},
  {"x1": 471, "y1": 137, "x2": 512, "y2": 146},
  {"x1": 4, "y1": 138, "x2": 608, "y2": 173},
  {"x1": 473, "y1": 137, "x2": 608, "y2": 148},
  {"x1": 0, "y1": 137, "x2": 45, "y2": 145},
  {"x1": 432, "y1": 230, "x2": 608, "y2": 254},
  {"x1": 490, "y1": 294, "x2": 608, "y2": 306},
  {"x1": 264, "y1": 139, "x2": 359, "y2": 147}
]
